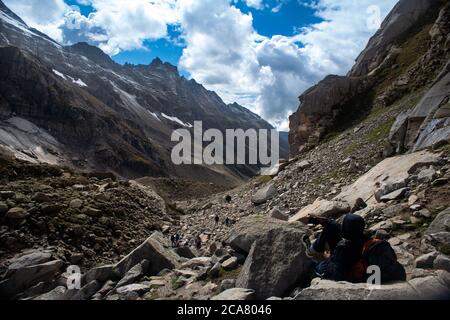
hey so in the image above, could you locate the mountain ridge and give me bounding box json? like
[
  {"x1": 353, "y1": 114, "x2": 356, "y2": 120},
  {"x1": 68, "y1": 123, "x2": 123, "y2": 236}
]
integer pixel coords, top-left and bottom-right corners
[{"x1": 0, "y1": 0, "x2": 285, "y2": 184}]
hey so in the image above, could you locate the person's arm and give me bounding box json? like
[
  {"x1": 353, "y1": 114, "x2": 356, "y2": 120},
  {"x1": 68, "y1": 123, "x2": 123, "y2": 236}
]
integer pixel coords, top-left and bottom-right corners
[
  {"x1": 323, "y1": 242, "x2": 352, "y2": 281},
  {"x1": 311, "y1": 219, "x2": 340, "y2": 254}
]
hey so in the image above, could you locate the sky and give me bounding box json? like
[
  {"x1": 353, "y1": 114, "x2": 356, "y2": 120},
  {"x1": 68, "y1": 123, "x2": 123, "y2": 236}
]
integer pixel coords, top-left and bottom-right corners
[{"x1": 4, "y1": 0, "x2": 398, "y2": 130}]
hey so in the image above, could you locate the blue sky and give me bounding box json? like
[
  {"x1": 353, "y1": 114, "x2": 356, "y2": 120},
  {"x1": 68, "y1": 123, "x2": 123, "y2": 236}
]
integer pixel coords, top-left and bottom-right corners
[{"x1": 4, "y1": 0, "x2": 398, "y2": 129}]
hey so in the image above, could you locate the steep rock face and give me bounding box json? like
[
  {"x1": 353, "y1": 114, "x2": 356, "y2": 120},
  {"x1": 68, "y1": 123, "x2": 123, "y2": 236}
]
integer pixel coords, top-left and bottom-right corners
[
  {"x1": 349, "y1": 0, "x2": 442, "y2": 77},
  {"x1": 388, "y1": 59, "x2": 450, "y2": 153},
  {"x1": 0, "y1": 1, "x2": 282, "y2": 182},
  {"x1": 288, "y1": 76, "x2": 366, "y2": 153},
  {"x1": 386, "y1": 2, "x2": 450, "y2": 154},
  {"x1": 289, "y1": 0, "x2": 448, "y2": 157}
]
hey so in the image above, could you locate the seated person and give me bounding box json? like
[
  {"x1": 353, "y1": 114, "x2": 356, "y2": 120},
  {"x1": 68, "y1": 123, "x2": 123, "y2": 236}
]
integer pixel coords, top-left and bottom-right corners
[{"x1": 307, "y1": 214, "x2": 406, "y2": 283}]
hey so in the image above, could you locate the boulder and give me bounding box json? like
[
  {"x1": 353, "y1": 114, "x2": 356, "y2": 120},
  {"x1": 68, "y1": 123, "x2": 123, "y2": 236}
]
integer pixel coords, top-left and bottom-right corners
[
  {"x1": 295, "y1": 278, "x2": 418, "y2": 300},
  {"x1": 211, "y1": 288, "x2": 255, "y2": 300},
  {"x1": 116, "y1": 260, "x2": 149, "y2": 288},
  {"x1": 0, "y1": 201, "x2": 8, "y2": 214},
  {"x1": 426, "y1": 208, "x2": 450, "y2": 235},
  {"x1": 222, "y1": 257, "x2": 238, "y2": 271},
  {"x1": 69, "y1": 280, "x2": 101, "y2": 300},
  {"x1": 434, "y1": 255, "x2": 450, "y2": 273},
  {"x1": 235, "y1": 226, "x2": 311, "y2": 300},
  {"x1": 175, "y1": 246, "x2": 196, "y2": 259},
  {"x1": 228, "y1": 215, "x2": 307, "y2": 254},
  {"x1": 83, "y1": 265, "x2": 116, "y2": 284},
  {"x1": 5, "y1": 207, "x2": 28, "y2": 220},
  {"x1": 0, "y1": 260, "x2": 63, "y2": 299},
  {"x1": 417, "y1": 167, "x2": 437, "y2": 183},
  {"x1": 33, "y1": 286, "x2": 68, "y2": 301},
  {"x1": 5, "y1": 250, "x2": 53, "y2": 277},
  {"x1": 379, "y1": 188, "x2": 409, "y2": 202},
  {"x1": 181, "y1": 257, "x2": 212, "y2": 269},
  {"x1": 116, "y1": 283, "x2": 150, "y2": 299},
  {"x1": 208, "y1": 262, "x2": 222, "y2": 279},
  {"x1": 269, "y1": 207, "x2": 289, "y2": 221},
  {"x1": 220, "y1": 279, "x2": 236, "y2": 292},
  {"x1": 69, "y1": 199, "x2": 83, "y2": 209},
  {"x1": 297, "y1": 160, "x2": 312, "y2": 170},
  {"x1": 114, "y1": 232, "x2": 182, "y2": 277},
  {"x1": 296, "y1": 270, "x2": 450, "y2": 300},
  {"x1": 415, "y1": 251, "x2": 439, "y2": 269},
  {"x1": 251, "y1": 184, "x2": 277, "y2": 205},
  {"x1": 289, "y1": 199, "x2": 350, "y2": 224},
  {"x1": 335, "y1": 151, "x2": 440, "y2": 206},
  {"x1": 408, "y1": 270, "x2": 450, "y2": 299}
]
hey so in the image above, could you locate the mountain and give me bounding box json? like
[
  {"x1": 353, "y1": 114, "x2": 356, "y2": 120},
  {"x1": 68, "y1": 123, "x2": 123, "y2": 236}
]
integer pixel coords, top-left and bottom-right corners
[
  {"x1": 0, "y1": 0, "x2": 284, "y2": 184},
  {"x1": 289, "y1": 0, "x2": 450, "y2": 157}
]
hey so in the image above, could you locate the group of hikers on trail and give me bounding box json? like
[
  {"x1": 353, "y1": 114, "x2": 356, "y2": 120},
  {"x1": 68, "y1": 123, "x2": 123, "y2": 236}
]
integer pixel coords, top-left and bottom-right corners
[
  {"x1": 306, "y1": 213, "x2": 406, "y2": 284},
  {"x1": 170, "y1": 215, "x2": 235, "y2": 249},
  {"x1": 214, "y1": 215, "x2": 235, "y2": 227}
]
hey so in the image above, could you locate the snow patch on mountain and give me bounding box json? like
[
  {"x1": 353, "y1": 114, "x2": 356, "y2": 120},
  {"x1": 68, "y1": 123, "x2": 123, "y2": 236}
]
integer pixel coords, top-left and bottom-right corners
[
  {"x1": 161, "y1": 113, "x2": 193, "y2": 128},
  {"x1": 52, "y1": 69, "x2": 66, "y2": 80}
]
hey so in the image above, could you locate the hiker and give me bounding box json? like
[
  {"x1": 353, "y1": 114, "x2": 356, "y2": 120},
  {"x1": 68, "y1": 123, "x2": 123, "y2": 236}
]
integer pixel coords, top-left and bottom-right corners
[
  {"x1": 307, "y1": 213, "x2": 406, "y2": 284},
  {"x1": 214, "y1": 215, "x2": 220, "y2": 226},
  {"x1": 174, "y1": 233, "x2": 181, "y2": 247},
  {"x1": 195, "y1": 235, "x2": 202, "y2": 250},
  {"x1": 170, "y1": 234, "x2": 177, "y2": 248},
  {"x1": 225, "y1": 217, "x2": 231, "y2": 227}
]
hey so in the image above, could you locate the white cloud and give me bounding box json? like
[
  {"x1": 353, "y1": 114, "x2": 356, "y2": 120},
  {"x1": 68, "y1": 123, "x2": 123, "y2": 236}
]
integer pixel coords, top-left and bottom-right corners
[
  {"x1": 244, "y1": 0, "x2": 264, "y2": 10},
  {"x1": 177, "y1": 0, "x2": 397, "y2": 130},
  {"x1": 3, "y1": 0, "x2": 71, "y2": 41},
  {"x1": 4, "y1": 0, "x2": 399, "y2": 130}
]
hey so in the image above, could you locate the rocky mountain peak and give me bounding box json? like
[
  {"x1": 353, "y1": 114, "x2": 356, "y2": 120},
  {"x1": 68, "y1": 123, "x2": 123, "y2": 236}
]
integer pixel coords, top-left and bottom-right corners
[
  {"x1": 66, "y1": 42, "x2": 115, "y2": 68},
  {"x1": 148, "y1": 57, "x2": 179, "y2": 74},
  {"x1": 0, "y1": 0, "x2": 26, "y2": 26}
]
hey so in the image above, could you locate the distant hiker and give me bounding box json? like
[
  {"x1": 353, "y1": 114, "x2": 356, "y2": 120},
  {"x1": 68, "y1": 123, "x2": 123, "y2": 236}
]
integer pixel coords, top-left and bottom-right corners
[
  {"x1": 174, "y1": 233, "x2": 181, "y2": 247},
  {"x1": 307, "y1": 214, "x2": 406, "y2": 284},
  {"x1": 225, "y1": 195, "x2": 232, "y2": 203},
  {"x1": 195, "y1": 235, "x2": 202, "y2": 250},
  {"x1": 225, "y1": 217, "x2": 232, "y2": 227},
  {"x1": 170, "y1": 234, "x2": 176, "y2": 248},
  {"x1": 214, "y1": 215, "x2": 220, "y2": 225}
]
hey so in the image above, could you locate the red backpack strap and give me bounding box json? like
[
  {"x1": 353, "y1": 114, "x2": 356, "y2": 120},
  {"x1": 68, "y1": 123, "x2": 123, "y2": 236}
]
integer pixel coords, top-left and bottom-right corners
[{"x1": 350, "y1": 238, "x2": 380, "y2": 282}]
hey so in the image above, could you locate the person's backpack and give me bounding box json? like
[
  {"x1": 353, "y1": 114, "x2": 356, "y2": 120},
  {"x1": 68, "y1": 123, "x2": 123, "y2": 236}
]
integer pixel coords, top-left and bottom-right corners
[{"x1": 350, "y1": 239, "x2": 406, "y2": 283}]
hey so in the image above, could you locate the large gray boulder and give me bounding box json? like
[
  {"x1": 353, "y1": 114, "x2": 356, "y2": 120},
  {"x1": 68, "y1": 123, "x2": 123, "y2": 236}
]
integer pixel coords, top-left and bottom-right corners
[
  {"x1": 116, "y1": 260, "x2": 149, "y2": 288},
  {"x1": 251, "y1": 184, "x2": 277, "y2": 205},
  {"x1": 227, "y1": 215, "x2": 308, "y2": 254},
  {"x1": 0, "y1": 260, "x2": 63, "y2": 299},
  {"x1": 426, "y1": 208, "x2": 450, "y2": 235},
  {"x1": 235, "y1": 225, "x2": 311, "y2": 300},
  {"x1": 211, "y1": 288, "x2": 255, "y2": 301},
  {"x1": 114, "y1": 232, "x2": 182, "y2": 277},
  {"x1": 295, "y1": 278, "x2": 418, "y2": 300},
  {"x1": 4, "y1": 250, "x2": 53, "y2": 277},
  {"x1": 289, "y1": 198, "x2": 350, "y2": 223},
  {"x1": 296, "y1": 270, "x2": 450, "y2": 300}
]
